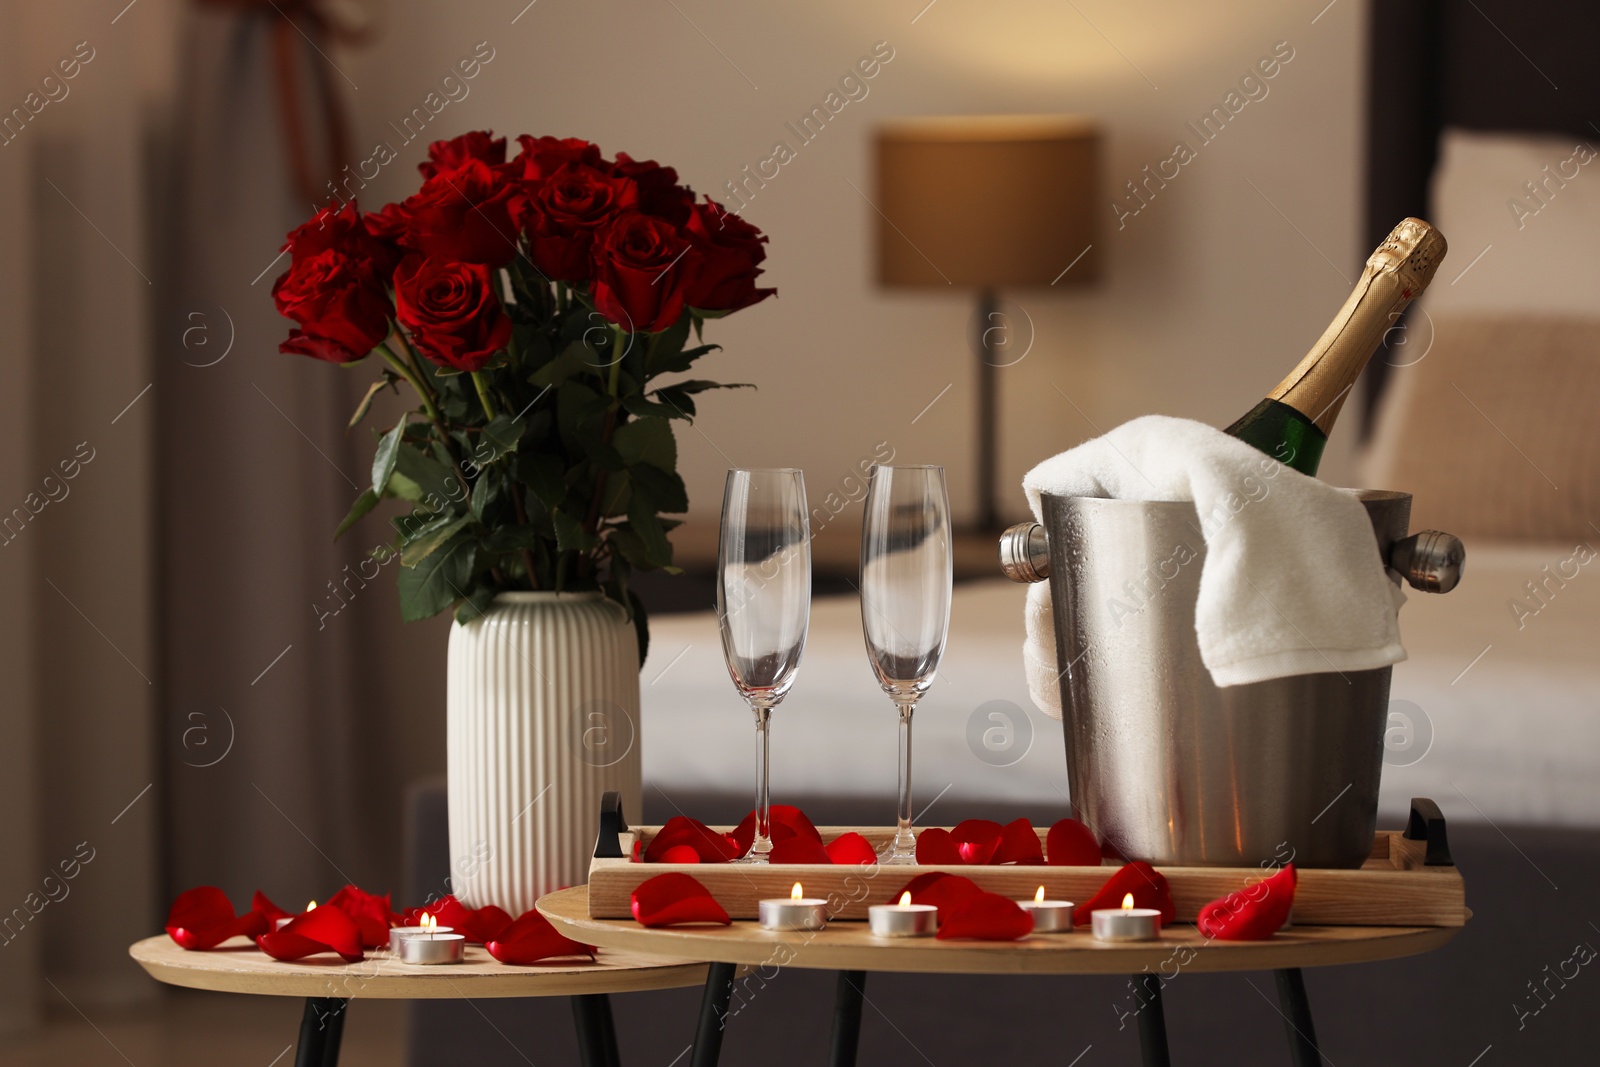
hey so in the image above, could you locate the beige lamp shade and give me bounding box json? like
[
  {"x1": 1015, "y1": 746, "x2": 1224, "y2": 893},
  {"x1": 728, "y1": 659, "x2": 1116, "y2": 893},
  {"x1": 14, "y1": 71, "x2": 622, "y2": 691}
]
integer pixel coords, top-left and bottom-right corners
[{"x1": 874, "y1": 115, "x2": 1102, "y2": 289}]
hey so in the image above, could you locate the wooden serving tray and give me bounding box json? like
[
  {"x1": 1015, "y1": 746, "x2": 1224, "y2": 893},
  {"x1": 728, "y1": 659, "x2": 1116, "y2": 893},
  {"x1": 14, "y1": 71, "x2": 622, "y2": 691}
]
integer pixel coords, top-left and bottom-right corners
[{"x1": 586, "y1": 796, "x2": 1466, "y2": 928}]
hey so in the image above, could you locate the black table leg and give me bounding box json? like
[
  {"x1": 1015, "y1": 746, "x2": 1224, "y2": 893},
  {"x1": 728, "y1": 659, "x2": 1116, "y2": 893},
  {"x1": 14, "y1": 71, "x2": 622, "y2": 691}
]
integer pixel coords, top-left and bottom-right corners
[
  {"x1": 690, "y1": 960, "x2": 736, "y2": 1067},
  {"x1": 1275, "y1": 967, "x2": 1323, "y2": 1066},
  {"x1": 294, "y1": 997, "x2": 347, "y2": 1067},
  {"x1": 572, "y1": 993, "x2": 620, "y2": 1067},
  {"x1": 1133, "y1": 973, "x2": 1171, "y2": 1067},
  {"x1": 828, "y1": 970, "x2": 866, "y2": 1067}
]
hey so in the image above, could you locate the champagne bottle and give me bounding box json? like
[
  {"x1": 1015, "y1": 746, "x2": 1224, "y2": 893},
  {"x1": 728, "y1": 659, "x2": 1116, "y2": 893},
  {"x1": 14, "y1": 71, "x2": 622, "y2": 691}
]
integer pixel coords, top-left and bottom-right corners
[{"x1": 1224, "y1": 217, "x2": 1447, "y2": 475}]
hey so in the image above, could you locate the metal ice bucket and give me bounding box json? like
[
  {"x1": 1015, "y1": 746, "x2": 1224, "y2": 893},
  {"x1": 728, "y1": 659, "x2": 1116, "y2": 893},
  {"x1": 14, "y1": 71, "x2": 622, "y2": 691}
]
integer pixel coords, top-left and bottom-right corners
[{"x1": 1000, "y1": 490, "x2": 1463, "y2": 868}]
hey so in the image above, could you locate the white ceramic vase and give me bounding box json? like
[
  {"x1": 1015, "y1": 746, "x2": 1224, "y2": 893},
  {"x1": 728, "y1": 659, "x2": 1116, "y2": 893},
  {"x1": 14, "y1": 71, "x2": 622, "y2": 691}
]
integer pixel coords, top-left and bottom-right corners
[{"x1": 446, "y1": 592, "x2": 641, "y2": 914}]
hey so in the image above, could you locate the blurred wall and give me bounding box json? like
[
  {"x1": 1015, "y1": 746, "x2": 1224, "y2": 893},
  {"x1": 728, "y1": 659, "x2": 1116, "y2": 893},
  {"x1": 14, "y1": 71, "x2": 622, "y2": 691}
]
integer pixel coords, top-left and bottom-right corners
[{"x1": 346, "y1": 0, "x2": 1369, "y2": 551}]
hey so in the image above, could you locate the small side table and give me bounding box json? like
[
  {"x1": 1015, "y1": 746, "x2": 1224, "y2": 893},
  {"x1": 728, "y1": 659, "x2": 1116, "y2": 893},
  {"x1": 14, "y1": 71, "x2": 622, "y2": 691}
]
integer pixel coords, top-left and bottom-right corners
[
  {"x1": 539, "y1": 886, "x2": 1464, "y2": 1067},
  {"x1": 130, "y1": 935, "x2": 708, "y2": 1067}
]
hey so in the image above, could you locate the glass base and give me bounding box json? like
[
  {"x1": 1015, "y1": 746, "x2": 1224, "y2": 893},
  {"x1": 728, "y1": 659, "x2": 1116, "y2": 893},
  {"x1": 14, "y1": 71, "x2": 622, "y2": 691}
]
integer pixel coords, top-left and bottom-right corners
[{"x1": 879, "y1": 849, "x2": 918, "y2": 866}]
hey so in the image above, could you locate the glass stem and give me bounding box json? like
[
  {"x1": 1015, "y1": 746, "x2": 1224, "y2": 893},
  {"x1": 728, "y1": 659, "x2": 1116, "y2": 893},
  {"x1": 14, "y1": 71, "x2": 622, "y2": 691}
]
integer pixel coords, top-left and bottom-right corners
[
  {"x1": 891, "y1": 700, "x2": 917, "y2": 860},
  {"x1": 750, "y1": 705, "x2": 773, "y2": 862}
]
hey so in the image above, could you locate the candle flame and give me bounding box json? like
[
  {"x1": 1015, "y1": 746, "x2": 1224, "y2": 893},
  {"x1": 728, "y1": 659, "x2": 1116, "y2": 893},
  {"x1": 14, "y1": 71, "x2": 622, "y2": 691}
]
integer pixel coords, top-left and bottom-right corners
[
  {"x1": 790, "y1": 882, "x2": 804, "y2": 901},
  {"x1": 1035, "y1": 886, "x2": 1046, "y2": 903},
  {"x1": 306, "y1": 900, "x2": 317, "y2": 912},
  {"x1": 1121, "y1": 893, "x2": 1135, "y2": 911},
  {"x1": 898, "y1": 892, "x2": 912, "y2": 907},
  {"x1": 421, "y1": 913, "x2": 436, "y2": 930}
]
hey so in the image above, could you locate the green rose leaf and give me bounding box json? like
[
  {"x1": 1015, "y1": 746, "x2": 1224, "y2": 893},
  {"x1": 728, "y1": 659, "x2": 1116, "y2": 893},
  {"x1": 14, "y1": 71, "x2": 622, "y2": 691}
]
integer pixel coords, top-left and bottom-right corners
[
  {"x1": 335, "y1": 488, "x2": 379, "y2": 540},
  {"x1": 612, "y1": 416, "x2": 676, "y2": 472},
  {"x1": 396, "y1": 534, "x2": 475, "y2": 622},
  {"x1": 372, "y1": 419, "x2": 406, "y2": 497}
]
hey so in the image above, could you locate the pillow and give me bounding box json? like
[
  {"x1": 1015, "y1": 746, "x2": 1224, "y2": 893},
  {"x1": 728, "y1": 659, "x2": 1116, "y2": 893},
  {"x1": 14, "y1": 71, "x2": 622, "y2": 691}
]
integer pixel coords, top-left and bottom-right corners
[
  {"x1": 1423, "y1": 128, "x2": 1600, "y2": 315},
  {"x1": 1364, "y1": 314, "x2": 1600, "y2": 542}
]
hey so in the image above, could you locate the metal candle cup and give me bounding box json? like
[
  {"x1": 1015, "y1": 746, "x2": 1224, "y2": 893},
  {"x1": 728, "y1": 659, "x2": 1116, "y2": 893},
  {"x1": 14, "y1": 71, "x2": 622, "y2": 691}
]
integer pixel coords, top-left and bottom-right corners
[
  {"x1": 1091, "y1": 895, "x2": 1161, "y2": 941},
  {"x1": 396, "y1": 931, "x2": 466, "y2": 964},
  {"x1": 867, "y1": 895, "x2": 938, "y2": 938},
  {"x1": 759, "y1": 883, "x2": 829, "y2": 931},
  {"x1": 1019, "y1": 896, "x2": 1075, "y2": 933}
]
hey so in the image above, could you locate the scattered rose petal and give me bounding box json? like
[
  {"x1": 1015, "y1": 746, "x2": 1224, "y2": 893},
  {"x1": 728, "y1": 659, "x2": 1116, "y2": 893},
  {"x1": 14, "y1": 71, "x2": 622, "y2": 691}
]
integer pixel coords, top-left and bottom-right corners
[
  {"x1": 327, "y1": 885, "x2": 399, "y2": 949},
  {"x1": 768, "y1": 837, "x2": 832, "y2": 864},
  {"x1": 1046, "y1": 819, "x2": 1102, "y2": 866},
  {"x1": 644, "y1": 816, "x2": 741, "y2": 864},
  {"x1": 951, "y1": 820, "x2": 1004, "y2": 865},
  {"x1": 1073, "y1": 862, "x2": 1175, "y2": 927},
  {"x1": 485, "y1": 910, "x2": 595, "y2": 964},
  {"x1": 1198, "y1": 865, "x2": 1297, "y2": 941},
  {"x1": 824, "y1": 832, "x2": 878, "y2": 867},
  {"x1": 630, "y1": 873, "x2": 730, "y2": 927},
  {"x1": 936, "y1": 891, "x2": 1035, "y2": 942},
  {"x1": 992, "y1": 818, "x2": 1045, "y2": 865},
  {"x1": 914, "y1": 827, "x2": 963, "y2": 865},
  {"x1": 730, "y1": 805, "x2": 821, "y2": 857},
  {"x1": 658, "y1": 844, "x2": 701, "y2": 864},
  {"x1": 165, "y1": 887, "x2": 269, "y2": 950},
  {"x1": 257, "y1": 904, "x2": 364, "y2": 962},
  {"x1": 890, "y1": 872, "x2": 985, "y2": 916},
  {"x1": 250, "y1": 890, "x2": 292, "y2": 926}
]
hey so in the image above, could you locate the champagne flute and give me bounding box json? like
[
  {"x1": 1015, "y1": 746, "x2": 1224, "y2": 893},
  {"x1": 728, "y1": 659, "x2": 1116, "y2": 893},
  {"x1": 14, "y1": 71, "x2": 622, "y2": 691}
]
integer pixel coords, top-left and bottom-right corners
[
  {"x1": 860, "y1": 465, "x2": 952, "y2": 864},
  {"x1": 717, "y1": 469, "x2": 811, "y2": 863}
]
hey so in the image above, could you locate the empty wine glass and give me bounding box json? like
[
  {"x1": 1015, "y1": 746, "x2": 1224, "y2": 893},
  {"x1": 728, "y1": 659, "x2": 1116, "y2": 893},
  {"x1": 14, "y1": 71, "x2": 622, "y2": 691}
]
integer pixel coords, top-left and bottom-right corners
[
  {"x1": 717, "y1": 469, "x2": 811, "y2": 863},
  {"x1": 860, "y1": 465, "x2": 952, "y2": 864}
]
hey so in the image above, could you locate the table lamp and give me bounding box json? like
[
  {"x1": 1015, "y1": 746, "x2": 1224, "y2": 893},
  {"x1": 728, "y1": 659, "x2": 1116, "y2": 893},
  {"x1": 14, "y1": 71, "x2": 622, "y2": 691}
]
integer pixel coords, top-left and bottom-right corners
[{"x1": 874, "y1": 115, "x2": 1101, "y2": 532}]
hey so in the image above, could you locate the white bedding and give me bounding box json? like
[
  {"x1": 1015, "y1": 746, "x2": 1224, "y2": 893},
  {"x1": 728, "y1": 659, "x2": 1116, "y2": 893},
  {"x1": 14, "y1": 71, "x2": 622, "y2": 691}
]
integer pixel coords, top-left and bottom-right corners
[{"x1": 639, "y1": 544, "x2": 1600, "y2": 827}]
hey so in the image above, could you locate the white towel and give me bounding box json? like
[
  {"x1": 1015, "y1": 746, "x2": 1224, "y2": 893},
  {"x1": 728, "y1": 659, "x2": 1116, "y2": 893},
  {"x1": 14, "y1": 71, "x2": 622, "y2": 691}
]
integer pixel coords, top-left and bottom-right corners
[{"x1": 1023, "y1": 415, "x2": 1406, "y2": 718}]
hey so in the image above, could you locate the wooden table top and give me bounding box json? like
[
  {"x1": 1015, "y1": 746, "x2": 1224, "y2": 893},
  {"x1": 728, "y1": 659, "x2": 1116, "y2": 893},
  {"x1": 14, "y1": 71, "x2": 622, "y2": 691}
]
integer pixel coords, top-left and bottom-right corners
[
  {"x1": 537, "y1": 886, "x2": 1465, "y2": 976},
  {"x1": 129, "y1": 935, "x2": 709, "y2": 999}
]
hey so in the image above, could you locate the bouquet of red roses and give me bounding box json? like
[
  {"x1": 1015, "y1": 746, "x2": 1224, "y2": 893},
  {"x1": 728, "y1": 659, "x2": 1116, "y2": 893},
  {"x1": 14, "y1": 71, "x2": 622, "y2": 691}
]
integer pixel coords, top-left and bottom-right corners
[{"x1": 271, "y1": 131, "x2": 773, "y2": 648}]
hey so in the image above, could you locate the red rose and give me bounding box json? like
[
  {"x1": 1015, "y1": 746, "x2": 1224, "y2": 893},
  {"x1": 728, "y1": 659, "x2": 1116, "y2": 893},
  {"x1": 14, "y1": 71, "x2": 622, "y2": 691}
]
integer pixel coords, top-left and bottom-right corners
[
  {"x1": 398, "y1": 158, "x2": 521, "y2": 266},
  {"x1": 591, "y1": 211, "x2": 697, "y2": 334},
  {"x1": 393, "y1": 254, "x2": 510, "y2": 372},
  {"x1": 612, "y1": 152, "x2": 695, "y2": 225},
  {"x1": 513, "y1": 135, "x2": 604, "y2": 181},
  {"x1": 282, "y1": 200, "x2": 396, "y2": 273},
  {"x1": 524, "y1": 163, "x2": 638, "y2": 282},
  {"x1": 419, "y1": 130, "x2": 506, "y2": 180},
  {"x1": 273, "y1": 248, "x2": 392, "y2": 364},
  {"x1": 684, "y1": 199, "x2": 775, "y2": 313}
]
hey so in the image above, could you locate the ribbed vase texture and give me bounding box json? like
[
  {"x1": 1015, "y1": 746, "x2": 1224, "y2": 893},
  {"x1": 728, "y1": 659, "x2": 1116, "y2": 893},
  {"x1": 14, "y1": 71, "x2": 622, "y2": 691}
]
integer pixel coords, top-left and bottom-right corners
[{"x1": 447, "y1": 592, "x2": 642, "y2": 913}]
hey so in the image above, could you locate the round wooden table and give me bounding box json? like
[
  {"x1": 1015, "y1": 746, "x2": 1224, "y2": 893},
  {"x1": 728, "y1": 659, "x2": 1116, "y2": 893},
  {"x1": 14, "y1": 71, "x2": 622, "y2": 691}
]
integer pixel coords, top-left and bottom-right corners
[
  {"x1": 130, "y1": 935, "x2": 708, "y2": 1067},
  {"x1": 538, "y1": 885, "x2": 1465, "y2": 1067}
]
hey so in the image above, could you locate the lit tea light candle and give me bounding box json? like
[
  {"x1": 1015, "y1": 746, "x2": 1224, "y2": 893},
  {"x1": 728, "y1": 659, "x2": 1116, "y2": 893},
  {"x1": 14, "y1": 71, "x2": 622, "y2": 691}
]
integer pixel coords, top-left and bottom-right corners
[
  {"x1": 395, "y1": 913, "x2": 465, "y2": 965},
  {"x1": 759, "y1": 883, "x2": 828, "y2": 931},
  {"x1": 1092, "y1": 893, "x2": 1161, "y2": 941},
  {"x1": 388, "y1": 912, "x2": 458, "y2": 954},
  {"x1": 276, "y1": 899, "x2": 317, "y2": 932},
  {"x1": 1018, "y1": 886, "x2": 1075, "y2": 933},
  {"x1": 868, "y1": 892, "x2": 938, "y2": 938}
]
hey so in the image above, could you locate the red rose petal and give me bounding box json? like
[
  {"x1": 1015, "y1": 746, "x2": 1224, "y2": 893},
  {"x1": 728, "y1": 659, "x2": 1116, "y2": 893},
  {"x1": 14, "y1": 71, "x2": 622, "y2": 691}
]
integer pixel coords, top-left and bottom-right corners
[
  {"x1": 992, "y1": 818, "x2": 1045, "y2": 865},
  {"x1": 485, "y1": 910, "x2": 595, "y2": 965},
  {"x1": 1198, "y1": 865, "x2": 1297, "y2": 941},
  {"x1": 1046, "y1": 819, "x2": 1102, "y2": 866},
  {"x1": 768, "y1": 837, "x2": 832, "y2": 864},
  {"x1": 327, "y1": 885, "x2": 399, "y2": 949},
  {"x1": 890, "y1": 872, "x2": 984, "y2": 916},
  {"x1": 630, "y1": 873, "x2": 730, "y2": 927},
  {"x1": 824, "y1": 832, "x2": 878, "y2": 867},
  {"x1": 257, "y1": 904, "x2": 364, "y2": 962},
  {"x1": 250, "y1": 891, "x2": 292, "y2": 925},
  {"x1": 951, "y1": 819, "x2": 1004, "y2": 866},
  {"x1": 936, "y1": 891, "x2": 1035, "y2": 942},
  {"x1": 659, "y1": 844, "x2": 701, "y2": 864},
  {"x1": 1072, "y1": 862, "x2": 1176, "y2": 927},
  {"x1": 913, "y1": 827, "x2": 963, "y2": 865},
  {"x1": 165, "y1": 887, "x2": 269, "y2": 950},
  {"x1": 644, "y1": 816, "x2": 740, "y2": 864},
  {"x1": 730, "y1": 805, "x2": 821, "y2": 857}
]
